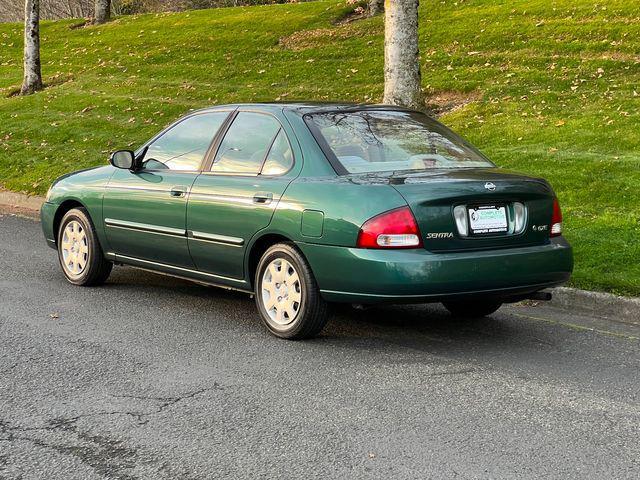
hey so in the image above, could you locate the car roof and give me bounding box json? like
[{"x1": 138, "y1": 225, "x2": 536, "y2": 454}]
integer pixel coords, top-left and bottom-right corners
[{"x1": 190, "y1": 102, "x2": 419, "y2": 116}]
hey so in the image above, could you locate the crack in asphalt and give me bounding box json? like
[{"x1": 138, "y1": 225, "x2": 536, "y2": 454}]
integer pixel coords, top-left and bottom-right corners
[
  {"x1": 0, "y1": 419, "x2": 138, "y2": 480},
  {"x1": 109, "y1": 384, "x2": 223, "y2": 425},
  {"x1": 0, "y1": 363, "x2": 18, "y2": 375},
  {"x1": 0, "y1": 385, "x2": 221, "y2": 479},
  {"x1": 0, "y1": 354, "x2": 55, "y2": 375}
]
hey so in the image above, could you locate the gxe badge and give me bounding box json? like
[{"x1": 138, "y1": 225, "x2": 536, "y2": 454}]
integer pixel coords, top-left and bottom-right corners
[{"x1": 484, "y1": 182, "x2": 496, "y2": 191}]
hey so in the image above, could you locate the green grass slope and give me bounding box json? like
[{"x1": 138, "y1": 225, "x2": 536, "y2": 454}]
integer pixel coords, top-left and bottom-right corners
[{"x1": 0, "y1": 0, "x2": 638, "y2": 295}]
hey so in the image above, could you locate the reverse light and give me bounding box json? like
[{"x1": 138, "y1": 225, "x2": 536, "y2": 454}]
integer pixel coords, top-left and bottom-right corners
[
  {"x1": 357, "y1": 206, "x2": 423, "y2": 249},
  {"x1": 513, "y1": 202, "x2": 527, "y2": 234},
  {"x1": 453, "y1": 205, "x2": 468, "y2": 237},
  {"x1": 551, "y1": 197, "x2": 563, "y2": 237}
]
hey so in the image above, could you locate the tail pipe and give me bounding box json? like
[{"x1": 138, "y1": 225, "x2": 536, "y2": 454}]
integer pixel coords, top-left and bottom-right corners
[
  {"x1": 526, "y1": 291, "x2": 553, "y2": 302},
  {"x1": 505, "y1": 290, "x2": 553, "y2": 304}
]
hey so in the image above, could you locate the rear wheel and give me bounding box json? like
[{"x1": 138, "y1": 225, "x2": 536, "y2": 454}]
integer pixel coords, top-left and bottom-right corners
[
  {"x1": 255, "y1": 243, "x2": 328, "y2": 339},
  {"x1": 442, "y1": 300, "x2": 502, "y2": 318},
  {"x1": 57, "y1": 208, "x2": 112, "y2": 286}
]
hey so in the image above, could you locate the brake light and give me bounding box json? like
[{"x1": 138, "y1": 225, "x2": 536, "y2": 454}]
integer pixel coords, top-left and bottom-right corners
[
  {"x1": 551, "y1": 197, "x2": 562, "y2": 237},
  {"x1": 357, "y1": 206, "x2": 423, "y2": 249}
]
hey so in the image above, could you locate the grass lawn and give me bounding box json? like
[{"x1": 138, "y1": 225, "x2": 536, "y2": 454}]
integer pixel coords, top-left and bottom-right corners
[{"x1": 0, "y1": 0, "x2": 638, "y2": 296}]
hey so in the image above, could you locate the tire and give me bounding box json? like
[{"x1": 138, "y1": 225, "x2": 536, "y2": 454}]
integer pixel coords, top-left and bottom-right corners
[
  {"x1": 57, "y1": 207, "x2": 112, "y2": 286},
  {"x1": 255, "y1": 243, "x2": 328, "y2": 339},
  {"x1": 442, "y1": 300, "x2": 503, "y2": 318}
]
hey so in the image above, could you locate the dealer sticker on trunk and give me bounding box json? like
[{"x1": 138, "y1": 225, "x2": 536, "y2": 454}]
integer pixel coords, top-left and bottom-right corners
[{"x1": 468, "y1": 205, "x2": 508, "y2": 235}]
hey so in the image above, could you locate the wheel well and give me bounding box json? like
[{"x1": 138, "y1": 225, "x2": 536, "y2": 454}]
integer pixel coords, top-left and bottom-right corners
[
  {"x1": 52, "y1": 200, "x2": 85, "y2": 243},
  {"x1": 247, "y1": 234, "x2": 293, "y2": 288}
]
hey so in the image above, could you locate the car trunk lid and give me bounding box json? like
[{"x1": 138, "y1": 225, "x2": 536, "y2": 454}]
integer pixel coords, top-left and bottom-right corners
[{"x1": 384, "y1": 168, "x2": 555, "y2": 252}]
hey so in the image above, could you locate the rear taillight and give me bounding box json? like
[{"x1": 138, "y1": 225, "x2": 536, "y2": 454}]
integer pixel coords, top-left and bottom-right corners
[
  {"x1": 357, "y1": 206, "x2": 423, "y2": 249},
  {"x1": 551, "y1": 197, "x2": 563, "y2": 237}
]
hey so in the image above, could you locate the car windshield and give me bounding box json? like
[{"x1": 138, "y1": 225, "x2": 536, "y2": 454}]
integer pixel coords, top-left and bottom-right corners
[{"x1": 306, "y1": 110, "x2": 494, "y2": 174}]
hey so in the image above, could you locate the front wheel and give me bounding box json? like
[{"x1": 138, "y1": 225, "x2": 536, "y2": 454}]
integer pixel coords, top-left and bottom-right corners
[
  {"x1": 442, "y1": 300, "x2": 503, "y2": 318},
  {"x1": 255, "y1": 243, "x2": 328, "y2": 339},
  {"x1": 57, "y1": 208, "x2": 112, "y2": 286}
]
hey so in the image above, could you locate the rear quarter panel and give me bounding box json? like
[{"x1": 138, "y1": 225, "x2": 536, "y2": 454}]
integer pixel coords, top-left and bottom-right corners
[{"x1": 269, "y1": 177, "x2": 408, "y2": 247}]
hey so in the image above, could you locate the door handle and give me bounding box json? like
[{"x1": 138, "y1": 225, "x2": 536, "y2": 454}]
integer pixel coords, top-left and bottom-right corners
[
  {"x1": 170, "y1": 185, "x2": 188, "y2": 197},
  {"x1": 253, "y1": 192, "x2": 273, "y2": 204}
]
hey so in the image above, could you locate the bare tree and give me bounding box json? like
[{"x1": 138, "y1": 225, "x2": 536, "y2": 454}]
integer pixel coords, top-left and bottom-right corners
[
  {"x1": 1, "y1": 0, "x2": 94, "y2": 22},
  {"x1": 21, "y1": 0, "x2": 43, "y2": 95},
  {"x1": 0, "y1": 0, "x2": 22, "y2": 22},
  {"x1": 368, "y1": 0, "x2": 383, "y2": 17},
  {"x1": 383, "y1": 0, "x2": 422, "y2": 109},
  {"x1": 94, "y1": 0, "x2": 110, "y2": 23}
]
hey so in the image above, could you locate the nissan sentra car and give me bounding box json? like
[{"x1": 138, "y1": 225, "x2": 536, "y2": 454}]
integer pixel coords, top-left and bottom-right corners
[{"x1": 41, "y1": 103, "x2": 573, "y2": 339}]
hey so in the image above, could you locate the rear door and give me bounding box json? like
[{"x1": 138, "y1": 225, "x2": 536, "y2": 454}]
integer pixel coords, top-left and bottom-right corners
[
  {"x1": 187, "y1": 110, "x2": 297, "y2": 280},
  {"x1": 103, "y1": 111, "x2": 230, "y2": 267}
]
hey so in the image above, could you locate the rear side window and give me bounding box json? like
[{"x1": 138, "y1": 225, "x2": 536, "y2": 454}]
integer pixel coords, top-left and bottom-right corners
[
  {"x1": 142, "y1": 112, "x2": 229, "y2": 171},
  {"x1": 261, "y1": 129, "x2": 293, "y2": 176},
  {"x1": 212, "y1": 112, "x2": 281, "y2": 174}
]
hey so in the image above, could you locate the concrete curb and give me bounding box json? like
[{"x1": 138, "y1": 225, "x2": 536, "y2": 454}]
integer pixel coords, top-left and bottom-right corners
[
  {"x1": 1, "y1": 189, "x2": 638, "y2": 325},
  {"x1": 0, "y1": 189, "x2": 45, "y2": 212},
  {"x1": 547, "y1": 287, "x2": 639, "y2": 326}
]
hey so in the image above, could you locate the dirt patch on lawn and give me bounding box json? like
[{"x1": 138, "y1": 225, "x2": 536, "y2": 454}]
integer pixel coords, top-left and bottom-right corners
[
  {"x1": 333, "y1": 6, "x2": 369, "y2": 25},
  {"x1": 69, "y1": 19, "x2": 93, "y2": 30},
  {"x1": 425, "y1": 90, "x2": 482, "y2": 116},
  {"x1": 279, "y1": 24, "x2": 370, "y2": 51}
]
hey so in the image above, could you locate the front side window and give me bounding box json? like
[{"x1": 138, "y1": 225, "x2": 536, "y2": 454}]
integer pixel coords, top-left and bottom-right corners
[
  {"x1": 142, "y1": 112, "x2": 229, "y2": 171},
  {"x1": 212, "y1": 112, "x2": 281, "y2": 174},
  {"x1": 306, "y1": 110, "x2": 494, "y2": 174}
]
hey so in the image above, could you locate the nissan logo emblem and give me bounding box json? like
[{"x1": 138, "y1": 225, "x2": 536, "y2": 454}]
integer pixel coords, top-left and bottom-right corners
[{"x1": 484, "y1": 182, "x2": 496, "y2": 191}]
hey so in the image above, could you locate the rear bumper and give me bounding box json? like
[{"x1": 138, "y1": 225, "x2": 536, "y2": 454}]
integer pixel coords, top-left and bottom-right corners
[{"x1": 297, "y1": 238, "x2": 573, "y2": 304}]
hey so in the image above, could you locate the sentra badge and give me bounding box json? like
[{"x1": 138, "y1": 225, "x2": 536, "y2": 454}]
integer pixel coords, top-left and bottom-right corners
[{"x1": 426, "y1": 232, "x2": 454, "y2": 239}]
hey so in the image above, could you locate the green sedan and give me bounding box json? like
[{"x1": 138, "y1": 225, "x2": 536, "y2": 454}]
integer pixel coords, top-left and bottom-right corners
[{"x1": 41, "y1": 103, "x2": 573, "y2": 339}]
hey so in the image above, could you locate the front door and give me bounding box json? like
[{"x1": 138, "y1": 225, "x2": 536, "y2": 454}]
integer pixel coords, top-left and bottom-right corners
[
  {"x1": 103, "y1": 111, "x2": 231, "y2": 268},
  {"x1": 187, "y1": 111, "x2": 297, "y2": 279}
]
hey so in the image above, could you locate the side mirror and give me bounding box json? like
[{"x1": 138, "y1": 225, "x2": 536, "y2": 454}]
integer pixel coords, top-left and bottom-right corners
[{"x1": 110, "y1": 150, "x2": 135, "y2": 170}]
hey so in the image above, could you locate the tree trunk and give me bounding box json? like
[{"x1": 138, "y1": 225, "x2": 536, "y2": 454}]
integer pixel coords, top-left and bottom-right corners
[
  {"x1": 21, "y1": 0, "x2": 43, "y2": 95},
  {"x1": 383, "y1": 0, "x2": 422, "y2": 109},
  {"x1": 94, "y1": 0, "x2": 110, "y2": 24},
  {"x1": 369, "y1": 0, "x2": 384, "y2": 17}
]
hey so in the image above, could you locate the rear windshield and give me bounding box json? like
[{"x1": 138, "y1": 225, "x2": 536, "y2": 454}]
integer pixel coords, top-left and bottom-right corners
[{"x1": 306, "y1": 110, "x2": 494, "y2": 174}]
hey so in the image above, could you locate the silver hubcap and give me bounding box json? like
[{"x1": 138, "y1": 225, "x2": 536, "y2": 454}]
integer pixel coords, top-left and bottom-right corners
[
  {"x1": 261, "y1": 258, "x2": 302, "y2": 327},
  {"x1": 61, "y1": 220, "x2": 88, "y2": 276}
]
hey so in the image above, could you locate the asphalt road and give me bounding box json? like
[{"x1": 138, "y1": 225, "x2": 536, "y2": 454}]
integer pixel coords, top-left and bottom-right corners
[{"x1": 1, "y1": 212, "x2": 639, "y2": 479}]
